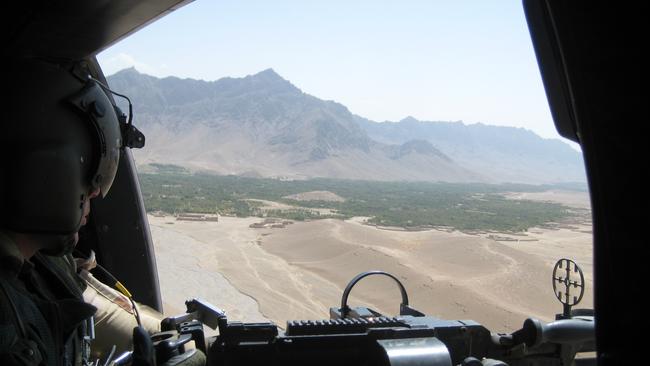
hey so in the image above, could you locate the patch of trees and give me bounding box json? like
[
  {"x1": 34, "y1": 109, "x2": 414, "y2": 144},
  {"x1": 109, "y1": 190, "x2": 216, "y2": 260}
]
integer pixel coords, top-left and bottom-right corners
[{"x1": 138, "y1": 171, "x2": 569, "y2": 232}]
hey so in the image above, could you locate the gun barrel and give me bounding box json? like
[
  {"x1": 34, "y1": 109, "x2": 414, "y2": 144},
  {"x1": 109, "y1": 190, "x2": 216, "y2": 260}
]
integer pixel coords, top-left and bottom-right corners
[
  {"x1": 542, "y1": 317, "x2": 595, "y2": 344},
  {"x1": 520, "y1": 317, "x2": 595, "y2": 347}
]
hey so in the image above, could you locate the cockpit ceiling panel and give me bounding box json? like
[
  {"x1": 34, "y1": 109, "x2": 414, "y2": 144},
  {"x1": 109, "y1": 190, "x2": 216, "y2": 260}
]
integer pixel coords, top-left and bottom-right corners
[{"x1": 7, "y1": 0, "x2": 193, "y2": 59}]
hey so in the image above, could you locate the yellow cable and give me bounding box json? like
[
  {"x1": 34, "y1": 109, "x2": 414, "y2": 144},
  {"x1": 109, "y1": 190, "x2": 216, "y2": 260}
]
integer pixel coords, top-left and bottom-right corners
[{"x1": 114, "y1": 281, "x2": 133, "y2": 298}]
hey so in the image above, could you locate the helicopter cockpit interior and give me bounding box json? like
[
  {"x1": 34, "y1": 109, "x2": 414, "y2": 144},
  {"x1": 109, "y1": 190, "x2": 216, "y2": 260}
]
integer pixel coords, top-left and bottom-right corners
[{"x1": 3, "y1": 1, "x2": 646, "y2": 365}]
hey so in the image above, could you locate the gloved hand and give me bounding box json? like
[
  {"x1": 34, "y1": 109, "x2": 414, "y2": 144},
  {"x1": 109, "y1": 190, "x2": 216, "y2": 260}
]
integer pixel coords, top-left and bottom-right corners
[{"x1": 132, "y1": 326, "x2": 155, "y2": 366}]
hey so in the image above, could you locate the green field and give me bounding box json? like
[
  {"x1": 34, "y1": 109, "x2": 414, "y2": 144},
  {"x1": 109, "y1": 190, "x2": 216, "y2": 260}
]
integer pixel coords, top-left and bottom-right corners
[{"x1": 138, "y1": 166, "x2": 577, "y2": 232}]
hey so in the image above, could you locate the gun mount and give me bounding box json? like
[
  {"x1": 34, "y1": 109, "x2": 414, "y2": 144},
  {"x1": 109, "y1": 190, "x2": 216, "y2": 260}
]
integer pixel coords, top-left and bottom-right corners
[{"x1": 133, "y1": 259, "x2": 594, "y2": 366}]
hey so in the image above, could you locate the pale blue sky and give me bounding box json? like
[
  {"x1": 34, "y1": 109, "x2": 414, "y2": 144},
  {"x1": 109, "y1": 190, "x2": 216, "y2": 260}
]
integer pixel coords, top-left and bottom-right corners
[{"x1": 98, "y1": 0, "x2": 570, "y2": 144}]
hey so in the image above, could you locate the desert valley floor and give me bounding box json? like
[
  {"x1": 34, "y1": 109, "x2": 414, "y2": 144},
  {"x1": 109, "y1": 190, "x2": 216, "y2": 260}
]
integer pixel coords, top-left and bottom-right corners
[{"x1": 150, "y1": 190, "x2": 592, "y2": 334}]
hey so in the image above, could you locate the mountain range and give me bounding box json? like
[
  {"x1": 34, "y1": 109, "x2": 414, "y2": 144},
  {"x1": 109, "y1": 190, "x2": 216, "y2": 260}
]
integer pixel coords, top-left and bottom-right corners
[{"x1": 107, "y1": 68, "x2": 586, "y2": 184}]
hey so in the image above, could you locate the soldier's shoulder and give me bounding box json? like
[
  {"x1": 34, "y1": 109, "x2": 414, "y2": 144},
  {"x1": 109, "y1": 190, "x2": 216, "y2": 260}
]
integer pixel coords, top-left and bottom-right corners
[{"x1": 0, "y1": 231, "x2": 23, "y2": 278}]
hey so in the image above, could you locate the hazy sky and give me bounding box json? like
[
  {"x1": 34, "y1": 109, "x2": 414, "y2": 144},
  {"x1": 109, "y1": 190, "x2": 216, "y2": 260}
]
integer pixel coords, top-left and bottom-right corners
[{"x1": 98, "y1": 0, "x2": 570, "y2": 144}]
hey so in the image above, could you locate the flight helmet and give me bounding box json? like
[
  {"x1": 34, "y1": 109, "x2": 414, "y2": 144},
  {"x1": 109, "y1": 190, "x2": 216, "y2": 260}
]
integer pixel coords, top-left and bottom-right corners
[{"x1": 1, "y1": 58, "x2": 144, "y2": 237}]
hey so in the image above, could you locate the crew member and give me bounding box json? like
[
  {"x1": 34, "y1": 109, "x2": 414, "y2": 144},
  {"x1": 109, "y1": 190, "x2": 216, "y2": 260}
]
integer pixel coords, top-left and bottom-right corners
[{"x1": 0, "y1": 58, "x2": 147, "y2": 365}]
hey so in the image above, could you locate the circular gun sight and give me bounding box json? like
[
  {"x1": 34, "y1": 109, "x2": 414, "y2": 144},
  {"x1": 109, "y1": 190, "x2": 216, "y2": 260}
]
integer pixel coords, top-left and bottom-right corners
[{"x1": 552, "y1": 258, "x2": 585, "y2": 318}]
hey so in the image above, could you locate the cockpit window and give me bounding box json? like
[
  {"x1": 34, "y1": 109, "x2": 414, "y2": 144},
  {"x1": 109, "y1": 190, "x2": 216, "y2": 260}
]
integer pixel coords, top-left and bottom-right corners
[{"x1": 98, "y1": 0, "x2": 592, "y2": 333}]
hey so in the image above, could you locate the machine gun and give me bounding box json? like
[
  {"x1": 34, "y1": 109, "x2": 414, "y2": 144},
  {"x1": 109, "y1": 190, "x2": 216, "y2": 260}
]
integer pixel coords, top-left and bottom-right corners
[{"x1": 124, "y1": 258, "x2": 595, "y2": 366}]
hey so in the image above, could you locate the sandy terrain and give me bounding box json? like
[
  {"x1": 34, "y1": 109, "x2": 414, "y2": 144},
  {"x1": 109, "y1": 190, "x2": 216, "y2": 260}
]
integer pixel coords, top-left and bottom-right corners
[
  {"x1": 245, "y1": 199, "x2": 340, "y2": 216},
  {"x1": 283, "y1": 191, "x2": 346, "y2": 202},
  {"x1": 150, "y1": 190, "x2": 593, "y2": 334},
  {"x1": 151, "y1": 221, "x2": 267, "y2": 323},
  {"x1": 503, "y1": 190, "x2": 591, "y2": 210}
]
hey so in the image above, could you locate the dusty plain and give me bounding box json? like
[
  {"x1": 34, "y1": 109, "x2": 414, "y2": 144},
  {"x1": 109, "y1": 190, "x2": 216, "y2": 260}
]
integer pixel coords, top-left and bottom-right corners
[{"x1": 151, "y1": 190, "x2": 592, "y2": 333}]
